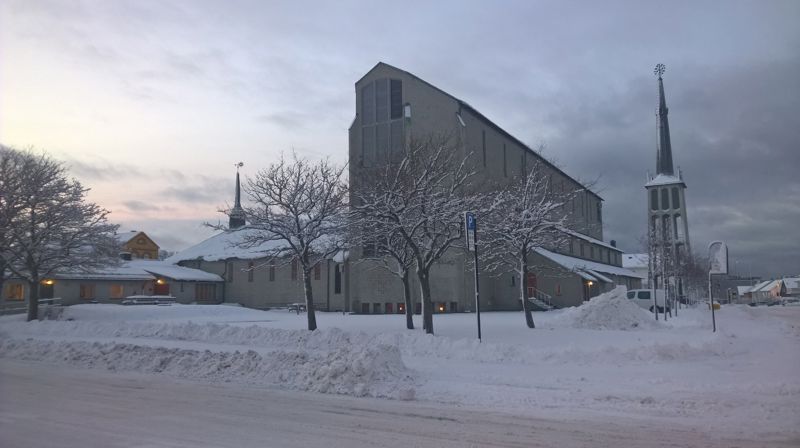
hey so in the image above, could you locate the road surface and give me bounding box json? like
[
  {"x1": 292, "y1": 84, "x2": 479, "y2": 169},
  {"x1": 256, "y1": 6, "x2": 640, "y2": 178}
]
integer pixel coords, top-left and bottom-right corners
[{"x1": 0, "y1": 360, "x2": 792, "y2": 448}]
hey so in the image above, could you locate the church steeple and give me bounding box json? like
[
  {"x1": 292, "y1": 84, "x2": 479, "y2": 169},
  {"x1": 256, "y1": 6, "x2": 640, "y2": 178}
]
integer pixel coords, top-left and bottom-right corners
[
  {"x1": 229, "y1": 162, "x2": 246, "y2": 229},
  {"x1": 655, "y1": 64, "x2": 674, "y2": 176}
]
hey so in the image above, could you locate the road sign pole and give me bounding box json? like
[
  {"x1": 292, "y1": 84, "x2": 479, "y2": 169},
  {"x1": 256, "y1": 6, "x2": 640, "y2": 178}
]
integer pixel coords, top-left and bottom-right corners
[
  {"x1": 473, "y1": 218, "x2": 482, "y2": 342},
  {"x1": 465, "y1": 212, "x2": 481, "y2": 342}
]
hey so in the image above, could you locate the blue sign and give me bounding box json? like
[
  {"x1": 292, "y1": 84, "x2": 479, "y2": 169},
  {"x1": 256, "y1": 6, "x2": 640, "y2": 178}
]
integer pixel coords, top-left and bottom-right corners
[{"x1": 466, "y1": 212, "x2": 476, "y2": 230}]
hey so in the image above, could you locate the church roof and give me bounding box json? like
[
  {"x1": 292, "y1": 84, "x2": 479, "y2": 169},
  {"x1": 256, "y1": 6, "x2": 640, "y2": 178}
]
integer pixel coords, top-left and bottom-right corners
[
  {"x1": 165, "y1": 227, "x2": 286, "y2": 263},
  {"x1": 358, "y1": 61, "x2": 603, "y2": 201}
]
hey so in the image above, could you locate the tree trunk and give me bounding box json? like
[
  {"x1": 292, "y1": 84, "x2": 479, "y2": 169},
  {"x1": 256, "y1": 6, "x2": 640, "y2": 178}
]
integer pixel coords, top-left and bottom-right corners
[
  {"x1": 417, "y1": 269, "x2": 434, "y2": 335},
  {"x1": 520, "y1": 250, "x2": 535, "y2": 329},
  {"x1": 302, "y1": 269, "x2": 317, "y2": 331},
  {"x1": 26, "y1": 277, "x2": 40, "y2": 322},
  {"x1": 402, "y1": 270, "x2": 414, "y2": 330}
]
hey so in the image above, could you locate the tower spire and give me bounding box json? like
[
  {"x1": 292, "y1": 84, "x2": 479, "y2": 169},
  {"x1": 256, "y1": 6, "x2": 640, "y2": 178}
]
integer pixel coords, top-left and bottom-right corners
[
  {"x1": 654, "y1": 63, "x2": 674, "y2": 176},
  {"x1": 229, "y1": 162, "x2": 246, "y2": 229}
]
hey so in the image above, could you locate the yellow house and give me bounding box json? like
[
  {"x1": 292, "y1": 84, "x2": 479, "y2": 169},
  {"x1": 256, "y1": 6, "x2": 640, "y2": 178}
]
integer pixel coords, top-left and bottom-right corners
[{"x1": 116, "y1": 231, "x2": 160, "y2": 260}]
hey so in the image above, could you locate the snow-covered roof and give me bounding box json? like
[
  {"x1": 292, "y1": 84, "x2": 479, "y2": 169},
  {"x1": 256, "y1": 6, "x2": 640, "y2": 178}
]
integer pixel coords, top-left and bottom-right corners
[
  {"x1": 737, "y1": 286, "x2": 752, "y2": 296},
  {"x1": 749, "y1": 280, "x2": 771, "y2": 292},
  {"x1": 622, "y1": 253, "x2": 649, "y2": 269},
  {"x1": 55, "y1": 260, "x2": 222, "y2": 282},
  {"x1": 534, "y1": 248, "x2": 642, "y2": 282},
  {"x1": 645, "y1": 174, "x2": 685, "y2": 188},
  {"x1": 166, "y1": 227, "x2": 287, "y2": 263},
  {"x1": 557, "y1": 226, "x2": 623, "y2": 253},
  {"x1": 782, "y1": 277, "x2": 800, "y2": 290},
  {"x1": 751, "y1": 280, "x2": 781, "y2": 293}
]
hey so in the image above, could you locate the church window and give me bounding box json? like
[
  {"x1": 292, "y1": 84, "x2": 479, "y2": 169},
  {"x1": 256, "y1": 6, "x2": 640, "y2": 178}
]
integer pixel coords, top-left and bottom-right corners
[
  {"x1": 596, "y1": 202, "x2": 602, "y2": 223},
  {"x1": 314, "y1": 263, "x2": 321, "y2": 280},
  {"x1": 390, "y1": 80, "x2": 403, "y2": 119},
  {"x1": 503, "y1": 143, "x2": 507, "y2": 177},
  {"x1": 334, "y1": 265, "x2": 342, "y2": 294},
  {"x1": 248, "y1": 262, "x2": 254, "y2": 282},
  {"x1": 375, "y1": 78, "x2": 388, "y2": 122},
  {"x1": 361, "y1": 82, "x2": 374, "y2": 125},
  {"x1": 482, "y1": 130, "x2": 487, "y2": 167},
  {"x1": 650, "y1": 189, "x2": 658, "y2": 211},
  {"x1": 291, "y1": 259, "x2": 298, "y2": 281},
  {"x1": 661, "y1": 188, "x2": 670, "y2": 210},
  {"x1": 672, "y1": 187, "x2": 680, "y2": 208},
  {"x1": 226, "y1": 262, "x2": 233, "y2": 283},
  {"x1": 269, "y1": 262, "x2": 275, "y2": 282}
]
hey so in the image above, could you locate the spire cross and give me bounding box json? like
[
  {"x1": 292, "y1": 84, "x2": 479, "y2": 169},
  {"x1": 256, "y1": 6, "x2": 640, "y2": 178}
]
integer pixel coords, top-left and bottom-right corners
[{"x1": 654, "y1": 63, "x2": 666, "y2": 78}]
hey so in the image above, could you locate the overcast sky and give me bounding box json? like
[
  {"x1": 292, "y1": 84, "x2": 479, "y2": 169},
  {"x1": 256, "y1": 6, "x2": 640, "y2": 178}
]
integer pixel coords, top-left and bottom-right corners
[{"x1": 1, "y1": 0, "x2": 798, "y2": 277}]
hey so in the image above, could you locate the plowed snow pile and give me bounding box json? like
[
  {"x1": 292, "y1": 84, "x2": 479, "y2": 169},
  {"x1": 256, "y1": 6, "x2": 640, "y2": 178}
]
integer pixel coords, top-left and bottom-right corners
[{"x1": 547, "y1": 286, "x2": 663, "y2": 331}]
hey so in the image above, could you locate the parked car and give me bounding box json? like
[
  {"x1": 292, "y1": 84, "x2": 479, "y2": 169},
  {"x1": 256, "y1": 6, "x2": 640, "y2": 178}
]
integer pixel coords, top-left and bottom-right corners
[{"x1": 626, "y1": 289, "x2": 671, "y2": 313}]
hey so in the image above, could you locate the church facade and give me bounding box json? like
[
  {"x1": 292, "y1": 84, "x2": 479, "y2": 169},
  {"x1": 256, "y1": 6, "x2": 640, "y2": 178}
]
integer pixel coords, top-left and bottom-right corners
[{"x1": 170, "y1": 62, "x2": 641, "y2": 313}]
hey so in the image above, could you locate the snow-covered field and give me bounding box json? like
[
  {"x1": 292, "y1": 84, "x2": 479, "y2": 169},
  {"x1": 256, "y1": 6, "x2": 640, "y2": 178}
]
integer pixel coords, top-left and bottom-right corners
[{"x1": 1, "y1": 288, "x2": 798, "y2": 445}]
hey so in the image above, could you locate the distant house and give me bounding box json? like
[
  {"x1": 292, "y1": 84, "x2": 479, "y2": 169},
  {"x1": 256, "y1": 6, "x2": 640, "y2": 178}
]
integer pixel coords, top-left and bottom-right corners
[
  {"x1": 748, "y1": 280, "x2": 782, "y2": 302},
  {"x1": 780, "y1": 277, "x2": 800, "y2": 298},
  {"x1": 166, "y1": 227, "x2": 347, "y2": 311},
  {"x1": 622, "y1": 253, "x2": 650, "y2": 288},
  {"x1": 116, "y1": 231, "x2": 160, "y2": 259},
  {"x1": 1, "y1": 260, "x2": 222, "y2": 307}
]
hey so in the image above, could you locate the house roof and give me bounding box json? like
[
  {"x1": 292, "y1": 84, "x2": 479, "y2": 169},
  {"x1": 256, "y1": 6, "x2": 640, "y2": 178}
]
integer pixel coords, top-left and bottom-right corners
[
  {"x1": 737, "y1": 286, "x2": 752, "y2": 296},
  {"x1": 55, "y1": 260, "x2": 222, "y2": 282},
  {"x1": 114, "y1": 231, "x2": 142, "y2": 244},
  {"x1": 622, "y1": 253, "x2": 649, "y2": 269},
  {"x1": 783, "y1": 277, "x2": 800, "y2": 290},
  {"x1": 357, "y1": 62, "x2": 603, "y2": 201},
  {"x1": 534, "y1": 247, "x2": 643, "y2": 282}
]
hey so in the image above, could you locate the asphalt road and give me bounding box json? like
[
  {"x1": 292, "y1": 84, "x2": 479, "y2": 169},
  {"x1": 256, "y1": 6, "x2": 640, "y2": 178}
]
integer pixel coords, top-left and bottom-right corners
[{"x1": 0, "y1": 360, "x2": 792, "y2": 448}]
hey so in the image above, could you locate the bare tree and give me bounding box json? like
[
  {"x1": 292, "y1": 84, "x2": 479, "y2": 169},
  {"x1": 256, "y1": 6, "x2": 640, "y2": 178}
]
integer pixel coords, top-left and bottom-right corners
[
  {"x1": 481, "y1": 161, "x2": 575, "y2": 328},
  {"x1": 352, "y1": 217, "x2": 417, "y2": 329},
  {"x1": 352, "y1": 134, "x2": 476, "y2": 335},
  {"x1": 1, "y1": 147, "x2": 119, "y2": 321},
  {"x1": 237, "y1": 153, "x2": 348, "y2": 331}
]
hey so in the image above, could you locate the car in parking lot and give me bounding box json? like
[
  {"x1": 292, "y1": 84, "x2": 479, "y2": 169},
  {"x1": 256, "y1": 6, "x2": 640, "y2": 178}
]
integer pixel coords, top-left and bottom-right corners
[{"x1": 626, "y1": 289, "x2": 671, "y2": 313}]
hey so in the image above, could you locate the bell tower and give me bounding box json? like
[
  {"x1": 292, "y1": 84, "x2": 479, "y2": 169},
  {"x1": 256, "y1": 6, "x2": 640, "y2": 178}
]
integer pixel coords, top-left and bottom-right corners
[{"x1": 645, "y1": 64, "x2": 690, "y2": 295}]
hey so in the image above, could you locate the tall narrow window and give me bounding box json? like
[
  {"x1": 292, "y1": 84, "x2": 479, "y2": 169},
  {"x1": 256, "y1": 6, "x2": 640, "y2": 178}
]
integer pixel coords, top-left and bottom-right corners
[
  {"x1": 361, "y1": 83, "x2": 374, "y2": 125},
  {"x1": 334, "y1": 265, "x2": 342, "y2": 294},
  {"x1": 226, "y1": 262, "x2": 233, "y2": 282},
  {"x1": 482, "y1": 130, "x2": 486, "y2": 167},
  {"x1": 314, "y1": 263, "x2": 321, "y2": 280},
  {"x1": 650, "y1": 189, "x2": 658, "y2": 211},
  {"x1": 503, "y1": 143, "x2": 507, "y2": 177},
  {"x1": 291, "y1": 259, "x2": 298, "y2": 280},
  {"x1": 672, "y1": 187, "x2": 680, "y2": 209},
  {"x1": 596, "y1": 202, "x2": 602, "y2": 223},
  {"x1": 661, "y1": 188, "x2": 670, "y2": 210},
  {"x1": 269, "y1": 262, "x2": 275, "y2": 281},
  {"x1": 248, "y1": 262, "x2": 254, "y2": 282},
  {"x1": 390, "y1": 79, "x2": 402, "y2": 119},
  {"x1": 375, "y1": 78, "x2": 388, "y2": 122}
]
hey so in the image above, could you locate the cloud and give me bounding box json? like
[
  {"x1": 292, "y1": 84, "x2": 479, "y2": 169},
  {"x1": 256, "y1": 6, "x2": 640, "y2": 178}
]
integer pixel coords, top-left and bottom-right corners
[
  {"x1": 66, "y1": 158, "x2": 144, "y2": 181},
  {"x1": 123, "y1": 200, "x2": 161, "y2": 212}
]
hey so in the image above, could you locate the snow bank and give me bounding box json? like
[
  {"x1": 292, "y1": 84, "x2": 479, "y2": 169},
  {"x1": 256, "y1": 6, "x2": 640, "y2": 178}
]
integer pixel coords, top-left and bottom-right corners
[
  {"x1": 0, "y1": 337, "x2": 416, "y2": 400},
  {"x1": 546, "y1": 286, "x2": 663, "y2": 331}
]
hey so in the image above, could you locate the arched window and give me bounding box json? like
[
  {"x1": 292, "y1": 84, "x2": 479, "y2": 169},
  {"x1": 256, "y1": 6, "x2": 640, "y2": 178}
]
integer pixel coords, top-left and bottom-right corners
[
  {"x1": 672, "y1": 187, "x2": 680, "y2": 209},
  {"x1": 661, "y1": 188, "x2": 670, "y2": 210}
]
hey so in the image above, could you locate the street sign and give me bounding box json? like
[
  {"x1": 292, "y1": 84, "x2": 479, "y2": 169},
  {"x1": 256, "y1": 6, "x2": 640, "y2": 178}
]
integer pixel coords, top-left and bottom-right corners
[
  {"x1": 709, "y1": 241, "x2": 728, "y2": 275},
  {"x1": 465, "y1": 212, "x2": 476, "y2": 252}
]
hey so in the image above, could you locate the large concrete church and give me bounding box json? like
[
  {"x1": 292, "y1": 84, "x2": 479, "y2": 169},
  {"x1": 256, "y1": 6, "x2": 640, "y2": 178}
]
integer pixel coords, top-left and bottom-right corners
[{"x1": 169, "y1": 62, "x2": 641, "y2": 313}]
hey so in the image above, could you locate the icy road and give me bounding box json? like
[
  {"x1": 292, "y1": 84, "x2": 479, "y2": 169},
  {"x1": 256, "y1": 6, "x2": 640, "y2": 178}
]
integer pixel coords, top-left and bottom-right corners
[{"x1": 0, "y1": 360, "x2": 784, "y2": 448}]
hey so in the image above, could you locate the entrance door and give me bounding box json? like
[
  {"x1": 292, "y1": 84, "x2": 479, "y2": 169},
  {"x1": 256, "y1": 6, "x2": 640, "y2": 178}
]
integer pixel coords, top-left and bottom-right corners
[
  {"x1": 526, "y1": 273, "x2": 538, "y2": 298},
  {"x1": 154, "y1": 282, "x2": 170, "y2": 296},
  {"x1": 40, "y1": 282, "x2": 54, "y2": 299}
]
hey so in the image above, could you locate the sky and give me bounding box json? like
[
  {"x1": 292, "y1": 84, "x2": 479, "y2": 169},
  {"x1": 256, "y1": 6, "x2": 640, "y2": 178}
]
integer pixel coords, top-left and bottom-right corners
[{"x1": 1, "y1": 0, "x2": 798, "y2": 278}]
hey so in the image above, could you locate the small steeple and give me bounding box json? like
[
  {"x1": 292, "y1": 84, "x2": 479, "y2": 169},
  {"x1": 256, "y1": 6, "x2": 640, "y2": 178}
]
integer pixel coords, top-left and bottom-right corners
[
  {"x1": 654, "y1": 63, "x2": 674, "y2": 176},
  {"x1": 229, "y1": 162, "x2": 246, "y2": 229}
]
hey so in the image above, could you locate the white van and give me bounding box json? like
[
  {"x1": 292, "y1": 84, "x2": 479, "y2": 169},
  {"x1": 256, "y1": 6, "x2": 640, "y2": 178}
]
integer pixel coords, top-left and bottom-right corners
[{"x1": 626, "y1": 289, "x2": 671, "y2": 313}]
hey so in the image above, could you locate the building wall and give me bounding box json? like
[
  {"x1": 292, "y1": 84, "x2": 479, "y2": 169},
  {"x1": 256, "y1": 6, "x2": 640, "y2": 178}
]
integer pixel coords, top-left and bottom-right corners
[
  {"x1": 347, "y1": 63, "x2": 630, "y2": 312},
  {"x1": 179, "y1": 258, "x2": 347, "y2": 311}
]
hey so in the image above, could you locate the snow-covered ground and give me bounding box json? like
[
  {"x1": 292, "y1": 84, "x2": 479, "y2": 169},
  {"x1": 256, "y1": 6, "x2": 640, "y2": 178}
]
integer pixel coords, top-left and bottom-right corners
[{"x1": 1, "y1": 288, "x2": 798, "y2": 445}]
